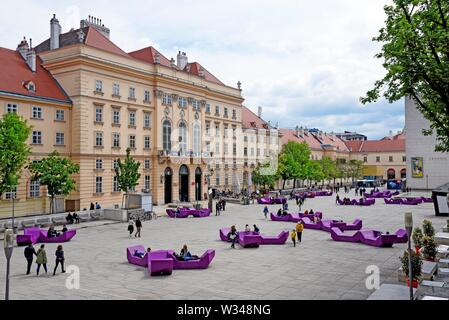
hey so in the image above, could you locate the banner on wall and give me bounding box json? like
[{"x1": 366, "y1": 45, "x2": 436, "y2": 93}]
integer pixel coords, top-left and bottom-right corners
[{"x1": 411, "y1": 157, "x2": 424, "y2": 178}]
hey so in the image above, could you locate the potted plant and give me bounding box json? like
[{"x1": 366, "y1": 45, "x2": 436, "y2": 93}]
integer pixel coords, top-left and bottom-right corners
[
  {"x1": 422, "y1": 220, "x2": 435, "y2": 238},
  {"x1": 421, "y1": 236, "x2": 437, "y2": 262},
  {"x1": 400, "y1": 250, "x2": 422, "y2": 288},
  {"x1": 412, "y1": 227, "x2": 423, "y2": 254}
]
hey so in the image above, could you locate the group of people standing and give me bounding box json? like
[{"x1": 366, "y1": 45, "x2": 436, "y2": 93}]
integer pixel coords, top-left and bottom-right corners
[
  {"x1": 127, "y1": 217, "x2": 143, "y2": 238},
  {"x1": 215, "y1": 198, "x2": 227, "y2": 216},
  {"x1": 65, "y1": 212, "x2": 80, "y2": 224},
  {"x1": 24, "y1": 244, "x2": 66, "y2": 276}
]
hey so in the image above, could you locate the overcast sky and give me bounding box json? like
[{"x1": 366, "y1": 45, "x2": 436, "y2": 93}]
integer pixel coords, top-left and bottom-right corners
[{"x1": 1, "y1": 0, "x2": 404, "y2": 139}]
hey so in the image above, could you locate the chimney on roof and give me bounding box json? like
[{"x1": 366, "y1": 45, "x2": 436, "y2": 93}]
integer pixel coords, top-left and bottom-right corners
[
  {"x1": 16, "y1": 37, "x2": 29, "y2": 60},
  {"x1": 170, "y1": 57, "x2": 176, "y2": 68},
  {"x1": 177, "y1": 51, "x2": 188, "y2": 70},
  {"x1": 295, "y1": 125, "x2": 300, "y2": 137},
  {"x1": 80, "y1": 15, "x2": 110, "y2": 39},
  {"x1": 389, "y1": 130, "x2": 393, "y2": 138},
  {"x1": 50, "y1": 14, "x2": 62, "y2": 50},
  {"x1": 26, "y1": 47, "x2": 36, "y2": 73},
  {"x1": 257, "y1": 106, "x2": 262, "y2": 118},
  {"x1": 154, "y1": 52, "x2": 160, "y2": 64}
]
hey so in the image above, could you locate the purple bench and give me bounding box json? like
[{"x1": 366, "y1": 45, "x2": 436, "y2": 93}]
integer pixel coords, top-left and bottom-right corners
[
  {"x1": 330, "y1": 228, "x2": 361, "y2": 242},
  {"x1": 321, "y1": 220, "x2": 347, "y2": 232},
  {"x1": 395, "y1": 229, "x2": 408, "y2": 243},
  {"x1": 147, "y1": 250, "x2": 174, "y2": 276},
  {"x1": 16, "y1": 227, "x2": 41, "y2": 246},
  {"x1": 338, "y1": 199, "x2": 375, "y2": 206},
  {"x1": 257, "y1": 198, "x2": 275, "y2": 205},
  {"x1": 169, "y1": 249, "x2": 215, "y2": 270},
  {"x1": 260, "y1": 231, "x2": 289, "y2": 245},
  {"x1": 127, "y1": 245, "x2": 149, "y2": 267},
  {"x1": 359, "y1": 230, "x2": 399, "y2": 247},
  {"x1": 315, "y1": 191, "x2": 333, "y2": 197},
  {"x1": 270, "y1": 212, "x2": 292, "y2": 222},
  {"x1": 301, "y1": 217, "x2": 323, "y2": 230},
  {"x1": 238, "y1": 231, "x2": 262, "y2": 248},
  {"x1": 344, "y1": 219, "x2": 363, "y2": 231},
  {"x1": 17, "y1": 227, "x2": 76, "y2": 246},
  {"x1": 421, "y1": 197, "x2": 433, "y2": 203}
]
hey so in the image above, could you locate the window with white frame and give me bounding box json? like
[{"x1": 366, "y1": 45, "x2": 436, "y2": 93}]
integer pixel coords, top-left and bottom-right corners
[
  {"x1": 144, "y1": 90, "x2": 151, "y2": 102},
  {"x1": 144, "y1": 159, "x2": 151, "y2": 169},
  {"x1": 32, "y1": 106, "x2": 42, "y2": 119},
  {"x1": 224, "y1": 143, "x2": 228, "y2": 155},
  {"x1": 112, "y1": 83, "x2": 120, "y2": 96},
  {"x1": 95, "y1": 106, "x2": 103, "y2": 123},
  {"x1": 129, "y1": 111, "x2": 136, "y2": 126},
  {"x1": 4, "y1": 187, "x2": 17, "y2": 200},
  {"x1": 113, "y1": 159, "x2": 119, "y2": 170},
  {"x1": 215, "y1": 123, "x2": 220, "y2": 137},
  {"x1": 29, "y1": 180, "x2": 40, "y2": 197},
  {"x1": 144, "y1": 175, "x2": 151, "y2": 190},
  {"x1": 215, "y1": 105, "x2": 220, "y2": 115},
  {"x1": 178, "y1": 96, "x2": 187, "y2": 108},
  {"x1": 215, "y1": 174, "x2": 220, "y2": 186},
  {"x1": 32, "y1": 131, "x2": 42, "y2": 144},
  {"x1": 95, "y1": 80, "x2": 103, "y2": 92},
  {"x1": 225, "y1": 174, "x2": 229, "y2": 186},
  {"x1": 55, "y1": 132, "x2": 65, "y2": 145},
  {"x1": 6, "y1": 103, "x2": 17, "y2": 113},
  {"x1": 232, "y1": 109, "x2": 236, "y2": 119},
  {"x1": 112, "y1": 109, "x2": 120, "y2": 125},
  {"x1": 112, "y1": 132, "x2": 120, "y2": 148},
  {"x1": 55, "y1": 109, "x2": 65, "y2": 121},
  {"x1": 95, "y1": 176, "x2": 103, "y2": 193},
  {"x1": 129, "y1": 135, "x2": 136, "y2": 149},
  {"x1": 205, "y1": 121, "x2": 210, "y2": 136},
  {"x1": 205, "y1": 104, "x2": 211, "y2": 113},
  {"x1": 215, "y1": 142, "x2": 220, "y2": 155},
  {"x1": 144, "y1": 136, "x2": 151, "y2": 149},
  {"x1": 192, "y1": 99, "x2": 200, "y2": 110},
  {"x1": 162, "y1": 93, "x2": 172, "y2": 105},
  {"x1": 129, "y1": 87, "x2": 136, "y2": 99},
  {"x1": 224, "y1": 107, "x2": 228, "y2": 117},
  {"x1": 144, "y1": 113, "x2": 151, "y2": 128},
  {"x1": 233, "y1": 143, "x2": 237, "y2": 156},
  {"x1": 193, "y1": 123, "x2": 201, "y2": 156},
  {"x1": 95, "y1": 132, "x2": 103, "y2": 147},
  {"x1": 113, "y1": 175, "x2": 119, "y2": 192},
  {"x1": 95, "y1": 159, "x2": 103, "y2": 170}
]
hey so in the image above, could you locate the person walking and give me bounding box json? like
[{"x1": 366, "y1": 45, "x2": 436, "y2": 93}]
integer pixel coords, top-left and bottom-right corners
[
  {"x1": 336, "y1": 194, "x2": 340, "y2": 204},
  {"x1": 135, "y1": 217, "x2": 142, "y2": 238},
  {"x1": 24, "y1": 244, "x2": 37, "y2": 275},
  {"x1": 127, "y1": 219, "x2": 134, "y2": 237},
  {"x1": 215, "y1": 201, "x2": 221, "y2": 216},
  {"x1": 290, "y1": 229, "x2": 297, "y2": 247},
  {"x1": 296, "y1": 221, "x2": 304, "y2": 243},
  {"x1": 36, "y1": 244, "x2": 48, "y2": 276},
  {"x1": 229, "y1": 226, "x2": 238, "y2": 249},
  {"x1": 222, "y1": 199, "x2": 226, "y2": 212},
  {"x1": 53, "y1": 245, "x2": 66, "y2": 275},
  {"x1": 263, "y1": 206, "x2": 269, "y2": 220}
]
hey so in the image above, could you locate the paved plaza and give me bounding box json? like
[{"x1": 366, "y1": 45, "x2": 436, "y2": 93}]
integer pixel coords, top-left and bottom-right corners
[{"x1": 0, "y1": 190, "x2": 446, "y2": 300}]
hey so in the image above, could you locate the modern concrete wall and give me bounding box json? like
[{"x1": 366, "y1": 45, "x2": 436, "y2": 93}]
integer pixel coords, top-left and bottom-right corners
[{"x1": 405, "y1": 97, "x2": 449, "y2": 189}]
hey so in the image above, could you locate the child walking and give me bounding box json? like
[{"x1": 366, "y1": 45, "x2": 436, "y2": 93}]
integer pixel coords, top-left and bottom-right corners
[{"x1": 290, "y1": 229, "x2": 297, "y2": 247}]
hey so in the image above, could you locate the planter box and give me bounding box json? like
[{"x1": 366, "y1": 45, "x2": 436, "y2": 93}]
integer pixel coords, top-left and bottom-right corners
[{"x1": 398, "y1": 260, "x2": 438, "y2": 282}]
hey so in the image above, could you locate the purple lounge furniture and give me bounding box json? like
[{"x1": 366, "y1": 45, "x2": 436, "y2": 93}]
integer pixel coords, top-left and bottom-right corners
[
  {"x1": 301, "y1": 217, "x2": 323, "y2": 230},
  {"x1": 257, "y1": 197, "x2": 274, "y2": 205},
  {"x1": 166, "y1": 208, "x2": 211, "y2": 218},
  {"x1": 274, "y1": 198, "x2": 287, "y2": 204},
  {"x1": 39, "y1": 229, "x2": 77, "y2": 243},
  {"x1": 395, "y1": 229, "x2": 408, "y2": 243},
  {"x1": 270, "y1": 212, "x2": 292, "y2": 222},
  {"x1": 330, "y1": 227, "x2": 361, "y2": 242},
  {"x1": 16, "y1": 227, "x2": 41, "y2": 246},
  {"x1": 359, "y1": 230, "x2": 399, "y2": 247},
  {"x1": 315, "y1": 191, "x2": 333, "y2": 197},
  {"x1": 238, "y1": 231, "x2": 262, "y2": 248},
  {"x1": 260, "y1": 231, "x2": 289, "y2": 245},
  {"x1": 344, "y1": 219, "x2": 363, "y2": 231},
  {"x1": 147, "y1": 250, "x2": 174, "y2": 276},
  {"x1": 219, "y1": 228, "x2": 234, "y2": 242},
  {"x1": 17, "y1": 227, "x2": 76, "y2": 246},
  {"x1": 169, "y1": 249, "x2": 215, "y2": 269},
  {"x1": 127, "y1": 245, "x2": 149, "y2": 267},
  {"x1": 321, "y1": 220, "x2": 347, "y2": 232},
  {"x1": 421, "y1": 197, "x2": 433, "y2": 203}
]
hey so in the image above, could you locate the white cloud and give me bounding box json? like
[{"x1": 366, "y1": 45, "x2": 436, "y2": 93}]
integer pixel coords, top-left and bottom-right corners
[{"x1": 0, "y1": 0, "x2": 402, "y2": 139}]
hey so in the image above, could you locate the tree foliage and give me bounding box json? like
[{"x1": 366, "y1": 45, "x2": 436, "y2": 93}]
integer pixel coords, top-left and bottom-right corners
[
  {"x1": 0, "y1": 113, "x2": 31, "y2": 196},
  {"x1": 361, "y1": 0, "x2": 449, "y2": 152},
  {"x1": 252, "y1": 162, "x2": 278, "y2": 191},
  {"x1": 277, "y1": 141, "x2": 311, "y2": 189},
  {"x1": 115, "y1": 148, "x2": 141, "y2": 208},
  {"x1": 30, "y1": 151, "x2": 80, "y2": 213}
]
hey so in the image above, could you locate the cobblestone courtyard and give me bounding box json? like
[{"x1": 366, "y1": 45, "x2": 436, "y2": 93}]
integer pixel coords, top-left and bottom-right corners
[{"x1": 0, "y1": 190, "x2": 446, "y2": 300}]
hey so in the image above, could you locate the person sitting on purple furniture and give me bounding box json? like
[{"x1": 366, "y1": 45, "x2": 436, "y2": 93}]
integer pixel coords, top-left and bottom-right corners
[
  {"x1": 134, "y1": 247, "x2": 151, "y2": 259},
  {"x1": 253, "y1": 224, "x2": 260, "y2": 234},
  {"x1": 47, "y1": 227, "x2": 59, "y2": 238},
  {"x1": 180, "y1": 245, "x2": 199, "y2": 261},
  {"x1": 277, "y1": 208, "x2": 283, "y2": 217},
  {"x1": 61, "y1": 225, "x2": 68, "y2": 233}
]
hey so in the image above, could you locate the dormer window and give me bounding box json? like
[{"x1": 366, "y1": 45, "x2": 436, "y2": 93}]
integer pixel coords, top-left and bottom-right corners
[{"x1": 24, "y1": 81, "x2": 36, "y2": 92}]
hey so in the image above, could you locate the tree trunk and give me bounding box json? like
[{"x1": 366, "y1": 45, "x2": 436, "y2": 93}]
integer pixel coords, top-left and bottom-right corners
[
  {"x1": 293, "y1": 179, "x2": 297, "y2": 189},
  {"x1": 282, "y1": 179, "x2": 286, "y2": 190}
]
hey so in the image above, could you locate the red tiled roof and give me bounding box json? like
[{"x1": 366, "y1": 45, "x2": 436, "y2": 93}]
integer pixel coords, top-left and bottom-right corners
[
  {"x1": 84, "y1": 27, "x2": 129, "y2": 57},
  {"x1": 0, "y1": 47, "x2": 70, "y2": 102},
  {"x1": 381, "y1": 132, "x2": 405, "y2": 141},
  {"x1": 313, "y1": 133, "x2": 349, "y2": 152},
  {"x1": 184, "y1": 62, "x2": 224, "y2": 85},
  {"x1": 279, "y1": 128, "x2": 323, "y2": 150},
  {"x1": 242, "y1": 107, "x2": 270, "y2": 129},
  {"x1": 128, "y1": 46, "x2": 172, "y2": 67},
  {"x1": 345, "y1": 139, "x2": 405, "y2": 152}
]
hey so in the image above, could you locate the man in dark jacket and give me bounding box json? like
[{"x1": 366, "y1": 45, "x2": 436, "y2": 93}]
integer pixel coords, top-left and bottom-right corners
[{"x1": 24, "y1": 244, "x2": 37, "y2": 275}]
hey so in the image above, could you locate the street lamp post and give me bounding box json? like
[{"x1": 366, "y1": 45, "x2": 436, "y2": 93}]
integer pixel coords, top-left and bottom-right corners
[
  {"x1": 404, "y1": 212, "x2": 414, "y2": 300},
  {"x1": 4, "y1": 228, "x2": 14, "y2": 300}
]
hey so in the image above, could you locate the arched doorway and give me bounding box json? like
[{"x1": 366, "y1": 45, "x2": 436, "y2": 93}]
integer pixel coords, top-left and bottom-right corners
[
  {"x1": 179, "y1": 165, "x2": 189, "y2": 202},
  {"x1": 195, "y1": 167, "x2": 202, "y2": 201},
  {"x1": 164, "y1": 167, "x2": 172, "y2": 204},
  {"x1": 400, "y1": 168, "x2": 406, "y2": 179},
  {"x1": 387, "y1": 168, "x2": 396, "y2": 180}
]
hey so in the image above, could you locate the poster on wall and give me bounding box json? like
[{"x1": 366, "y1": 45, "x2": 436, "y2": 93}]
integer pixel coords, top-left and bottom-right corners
[{"x1": 411, "y1": 157, "x2": 424, "y2": 178}]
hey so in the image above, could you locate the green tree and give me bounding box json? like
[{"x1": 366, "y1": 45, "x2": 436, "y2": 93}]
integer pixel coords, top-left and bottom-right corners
[
  {"x1": 30, "y1": 151, "x2": 80, "y2": 214},
  {"x1": 115, "y1": 148, "x2": 141, "y2": 209},
  {"x1": 307, "y1": 160, "x2": 325, "y2": 186},
  {"x1": 277, "y1": 141, "x2": 311, "y2": 189},
  {"x1": 252, "y1": 162, "x2": 278, "y2": 192},
  {"x1": 361, "y1": 0, "x2": 449, "y2": 152},
  {"x1": 0, "y1": 113, "x2": 31, "y2": 198},
  {"x1": 346, "y1": 160, "x2": 364, "y2": 183}
]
